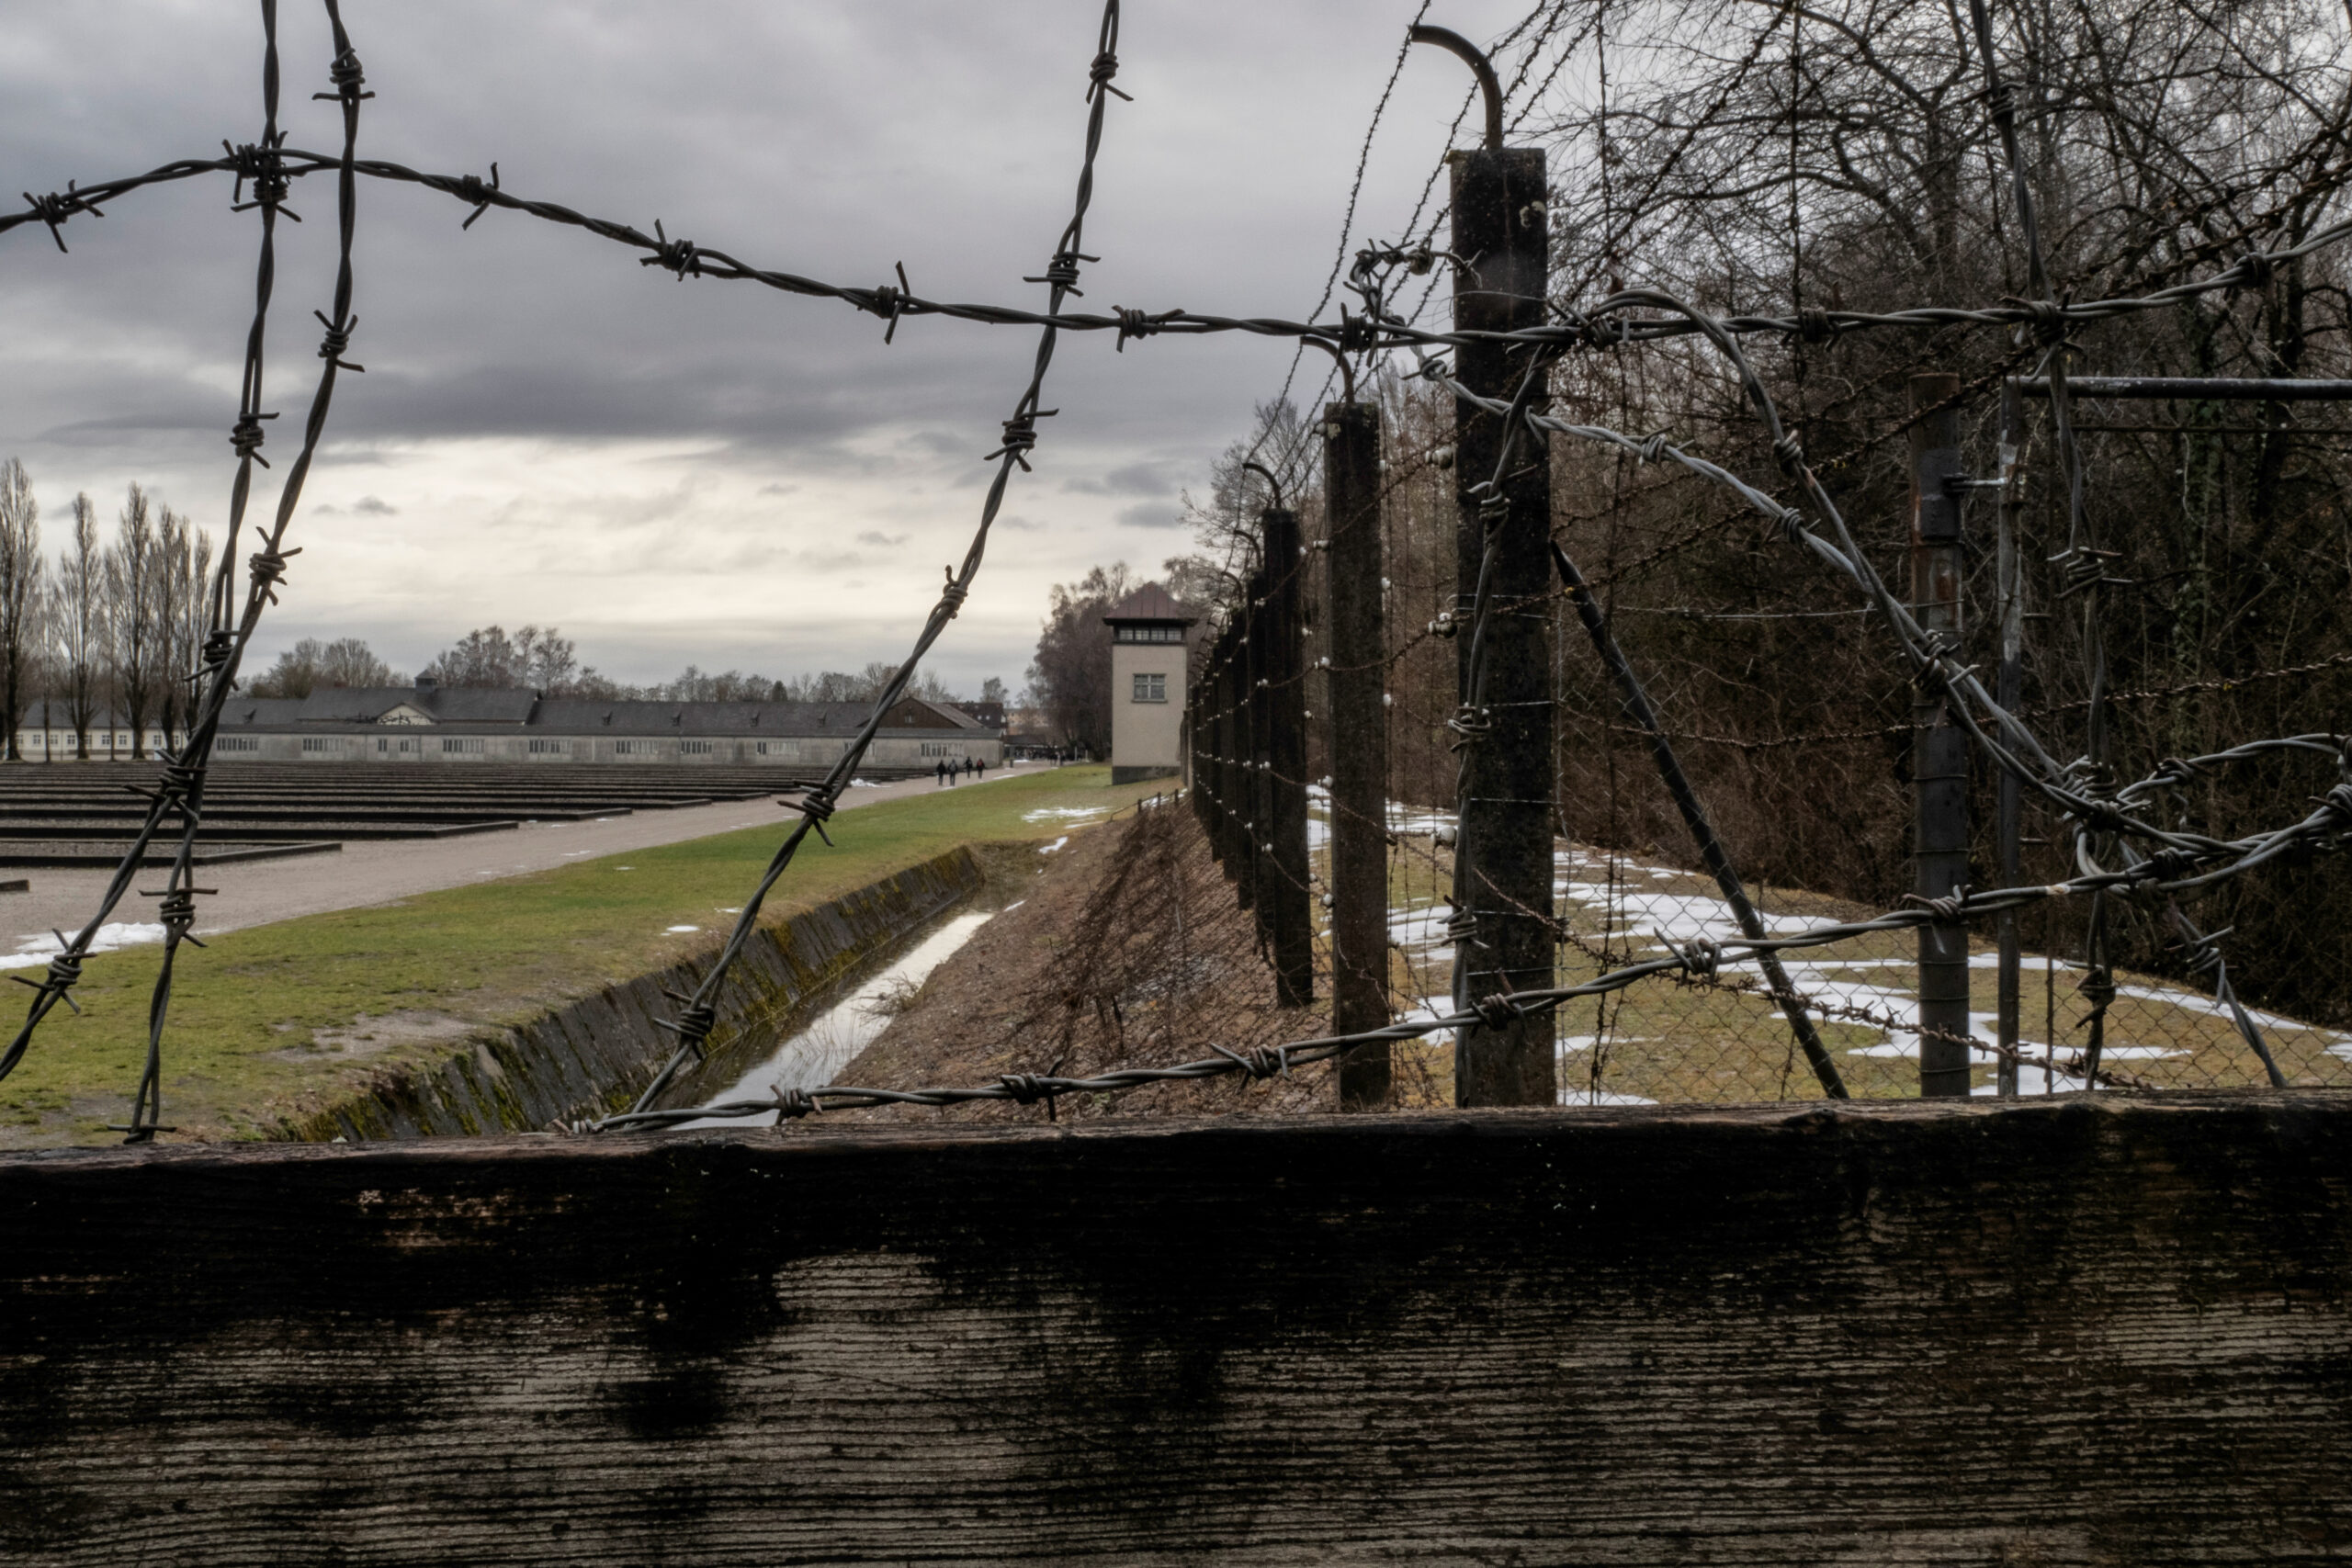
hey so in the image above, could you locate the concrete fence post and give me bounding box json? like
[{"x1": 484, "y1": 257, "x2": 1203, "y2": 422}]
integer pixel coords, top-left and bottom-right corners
[
  {"x1": 1324, "y1": 400, "x2": 1388, "y2": 1100},
  {"x1": 1909, "y1": 371, "x2": 1972, "y2": 1097}
]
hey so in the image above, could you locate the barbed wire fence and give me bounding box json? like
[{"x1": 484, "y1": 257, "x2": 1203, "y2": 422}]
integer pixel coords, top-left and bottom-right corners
[{"x1": 4, "y1": 0, "x2": 2348, "y2": 1137}]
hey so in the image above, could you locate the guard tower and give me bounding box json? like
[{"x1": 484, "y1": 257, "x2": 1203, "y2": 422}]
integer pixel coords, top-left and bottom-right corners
[{"x1": 1102, "y1": 582, "x2": 1196, "y2": 784}]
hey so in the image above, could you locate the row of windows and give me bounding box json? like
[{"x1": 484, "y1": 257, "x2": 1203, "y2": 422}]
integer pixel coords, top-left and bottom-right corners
[
  {"x1": 21, "y1": 732, "x2": 149, "y2": 748},
  {"x1": 1113, "y1": 624, "x2": 1185, "y2": 644}
]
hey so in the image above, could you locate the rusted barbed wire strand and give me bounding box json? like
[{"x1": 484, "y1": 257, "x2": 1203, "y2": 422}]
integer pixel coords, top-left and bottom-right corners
[
  {"x1": 600, "y1": 0, "x2": 1131, "y2": 1125},
  {"x1": 12, "y1": 139, "x2": 2347, "y2": 364},
  {"x1": 2, "y1": 1, "x2": 373, "y2": 1134}
]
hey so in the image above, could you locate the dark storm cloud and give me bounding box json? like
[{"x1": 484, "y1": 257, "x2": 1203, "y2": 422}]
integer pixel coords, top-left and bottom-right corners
[{"x1": 2, "y1": 0, "x2": 1544, "y2": 682}]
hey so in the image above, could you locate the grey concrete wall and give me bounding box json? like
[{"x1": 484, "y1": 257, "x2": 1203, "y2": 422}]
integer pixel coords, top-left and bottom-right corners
[
  {"x1": 2, "y1": 1094, "x2": 2348, "y2": 1564},
  {"x1": 1111, "y1": 640, "x2": 1183, "y2": 773}
]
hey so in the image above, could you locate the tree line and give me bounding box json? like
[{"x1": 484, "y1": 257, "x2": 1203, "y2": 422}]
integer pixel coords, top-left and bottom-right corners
[
  {"x1": 246, "y1": 620, "x2": 1011, "y2": 712},
  {"x1": 0, "y1": 459, "x2": 215, "y2": 761},
  {"x1": 1149, "y1": 0, "x2": 2352, "y2": 1024}
]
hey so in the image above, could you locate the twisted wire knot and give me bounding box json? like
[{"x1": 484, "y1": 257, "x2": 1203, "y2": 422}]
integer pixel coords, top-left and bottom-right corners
[
  {"x1": 1025, "y1": 249, "x2": 1096, "y2": 297},
  {"x1": 987, "y1": 412, "x2": 1049, "y2": 470},
  {"x1": 1983, "y1": 79, "x2": 2016, "y2": 121},
  {"x1": 1087, "y1": 50, "x2": 1132, "y2": 102},
  {"x1": 1446, "y1": 704, "x2": 1491, "y2": 751},
  {"x1": 1668, "y1": 936, "x2": 1722, "y2": 981},
  {"x1": 795, "y1": 785, "x2": 836, "y2": 826},
  {"x1": 998, "y1": 1073, "x2": 1057, "y2": 1104},
  {"x1": 2075, "y1": 969, "x2": 2118, "y2": 1014},
  {"x1": 229, "y1": 412, "x2": 273, "y2": 464},
  {"x1": 1336, "y1": 305, "x2": 1379, "y2": 356},
  {"x1": 1634, "y1": 432, "x2": 1671, "y2": 464},
  {"x1": 314, "y1": 310, "x2": 362, "y2": 372},
  {"x1": 658, "y1": 998, "x2": 718, "y2": 1058},
  {"x1": 1114, "y1": 306, "x2": 1181, "y2": 351},
  {"x1": 1471, "y1": 992, "x2": 1524, "y2": 1029},
  {"x1": 155, "y1": 760, "x2": 204, "y2": 816},
  {"x1": 155, "y1": 887, "x2": 201, "y2": 937},
  {"x1": 22, "y1": 183, "x2": 103, "y2": 253},
  {"x1": 1793, "y1": 306, "x2": 1837, "y2": 344},
  {"x1": 2051, "y1": 544, "x2": 2122, "y2": 598},
  {"x1": 2235, "y1": 252, "x2": 2277, "y2": 291},
  {"x1": 13, "y1": 945, "x2": 85, "y2": 1013},
  {"x1": 314, "y1": 48, "x2": 373, "y2": 104},
  {"x1": 2176, "y1": 928, "x2": 2230, "y2": 982},
  {"x1": 1771, "y1": 435, "x2": 1805, "y2": 476},
  {"x1": 224, "y1": 139, "x2": 293, "y2": 214},
  {"x1": 2005, "y1": 295, "x2": 2070, "y2": 344},
  {"x1": 1776, "y1": 507, "x2": 1811, "y2": 546},
  {"x1": 455, "y1": 163, "x2": 500, "y2": 230},
  {"x1": 2138, "y1": 846, "x2": 2199, "y2": 882},
  {"x1": 938, "y1": 569, "x2": 969, "y2": 617},
  {"x1": 1581, "y1": 313, "x2": 1632, "y2": 348},
  {"x1": 248, "y1": 544, "x2": 299, "y2": 604},
  {"x1": 2148, "y1": 755, "x2": 2205, "y2": 791},
  {"x1": 201, "y1": 630, "x2": 236, "y2": 671},
  {"x1": 1443, "y1": 903, "x2": 1478, "y2": 943},
  {"x1": 2314, "y1": 781, "x2": 2352, "y2": 830},
  {"x1": 1903, "y1": 886, "x2": 1969, "y2": 923},
  {"x1": 1216, "y1": 1044, "x2": 1291, "y2": 1080},
  {"x1": 641, "y1": 220, "x2": 701, "y2": 278},
  {"x1": 770, "y1": 1086, "x2": 820, "y2": 1120}
]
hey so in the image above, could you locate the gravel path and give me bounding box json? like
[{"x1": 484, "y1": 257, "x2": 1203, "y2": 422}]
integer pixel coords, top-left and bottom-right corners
[{"x1": 1, "y1": 767, "x2": 1034, "y2": 950}]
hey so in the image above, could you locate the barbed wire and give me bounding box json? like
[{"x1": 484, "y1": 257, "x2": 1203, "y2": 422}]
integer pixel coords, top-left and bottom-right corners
[
  {"x1": 604, "y1": 0, "x2": 1132, "y2": 1124},
  {"x1": 7, "y1": 5, "x2": 2347, "y2": 1134},
  {"x1": 2, "y1": 0, "x2": 373, "y2": 1141}
]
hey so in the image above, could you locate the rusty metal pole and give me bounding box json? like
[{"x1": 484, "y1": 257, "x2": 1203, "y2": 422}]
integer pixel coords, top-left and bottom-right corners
[
  {"x1": 1324, "y1": 400, "x2": 1388, "y2": 1097},
  {"x1": 1430, "y1": 31, "x2": 1555, "y2": 1108},
  {"x1": 1262, "y1": 505, "x2": 1314, "y2": 1006},
  {"x1": 1910, "y1": 372, "x2": 1973, "y2": 1097}
]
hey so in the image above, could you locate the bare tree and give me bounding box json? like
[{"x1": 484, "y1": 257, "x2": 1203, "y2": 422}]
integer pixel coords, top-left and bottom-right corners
[
  {"x1": 1026, "y1": 561, "x2": 1136, "y2": 756},
  {"x1": 248, "y1": 637, "x2": 401, "y2": 698},
  {"x1": 418, "y1": 623, "x2": 605, "y2": 694},
  {"x1": 52, "y1": 493, "x2": 103, "y2": 761},
  {"x1": 102, "y1": 484, "x2": 163, "y2": 761},
  {"x1": 0, "y1": 458, "x2": 41, "y2": 761}
]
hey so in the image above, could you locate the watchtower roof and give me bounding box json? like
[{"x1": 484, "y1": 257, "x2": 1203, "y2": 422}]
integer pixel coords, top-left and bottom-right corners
[{"x1": 1101, "y1": 582, "x2": 1197, "y2": 626}]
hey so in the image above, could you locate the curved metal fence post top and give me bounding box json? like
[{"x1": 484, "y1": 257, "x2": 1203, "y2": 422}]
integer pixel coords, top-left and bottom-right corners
[{"x1": 1408, "y1": 24, "x2": 1504, "y2": 151}]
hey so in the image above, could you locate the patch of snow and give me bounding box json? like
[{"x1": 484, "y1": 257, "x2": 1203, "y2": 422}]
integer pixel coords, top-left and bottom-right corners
[
  {"x1": 1, "y1": 922, "x2": 167, "y2": 971},
  {"x1": 665, "y1": 925, "x2": 700, "y2": 934},
  {"x1": 1037, "y1": 836, "x2": 1069, "y2": 854}
]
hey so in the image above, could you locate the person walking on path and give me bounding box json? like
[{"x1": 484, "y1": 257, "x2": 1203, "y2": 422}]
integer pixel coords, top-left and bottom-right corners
[{"x1": 933, "y1": 759, "x2": 945, "y2": 787}]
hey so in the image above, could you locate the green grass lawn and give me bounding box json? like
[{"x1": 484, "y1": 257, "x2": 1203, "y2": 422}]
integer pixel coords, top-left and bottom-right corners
[{"x1": 1, "y1": 765, "x2": 1159, "y2": 1146}]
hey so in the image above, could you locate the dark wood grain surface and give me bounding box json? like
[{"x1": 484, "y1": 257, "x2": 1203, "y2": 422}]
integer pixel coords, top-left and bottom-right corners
[{"x1": 4, "y1": 1094, "x2": 2348, "y2": 1564}]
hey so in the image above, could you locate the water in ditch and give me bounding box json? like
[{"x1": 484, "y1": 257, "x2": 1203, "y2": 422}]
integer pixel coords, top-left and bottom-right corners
[{"x1": 674, "y1": 909, "x2": 994, "y2": 1129}]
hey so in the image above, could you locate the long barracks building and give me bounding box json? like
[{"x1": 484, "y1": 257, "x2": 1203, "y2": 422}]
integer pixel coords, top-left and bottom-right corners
[{"x1": 176, "y1": 682, "x2": 1002, "y2": 772}]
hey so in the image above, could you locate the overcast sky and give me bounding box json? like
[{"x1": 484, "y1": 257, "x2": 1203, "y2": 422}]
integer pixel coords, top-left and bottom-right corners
[{"x1": 3, "y1": 0, "x2": 1547, "y2": 694}]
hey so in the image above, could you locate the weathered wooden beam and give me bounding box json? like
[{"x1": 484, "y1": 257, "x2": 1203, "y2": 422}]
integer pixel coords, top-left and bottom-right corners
[{"x1": 5, "y1": 1099, "x2": 2351, "y2": 1563}]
